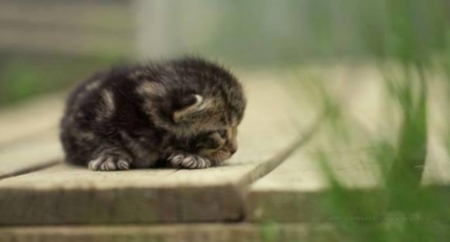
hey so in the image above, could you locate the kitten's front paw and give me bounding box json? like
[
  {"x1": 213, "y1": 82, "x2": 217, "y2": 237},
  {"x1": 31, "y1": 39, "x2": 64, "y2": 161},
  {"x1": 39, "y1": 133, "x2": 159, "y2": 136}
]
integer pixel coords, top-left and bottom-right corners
[
  {"x1": 88, "y1": 152, "x2": 132, "y2": 171},
  {"x1": 168, "y1": 153, "x2": 211, "y2": 169}
]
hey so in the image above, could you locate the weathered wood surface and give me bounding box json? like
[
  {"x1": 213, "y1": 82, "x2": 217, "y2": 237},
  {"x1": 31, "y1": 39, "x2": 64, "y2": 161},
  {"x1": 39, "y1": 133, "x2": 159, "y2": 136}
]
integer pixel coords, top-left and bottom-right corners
[
  {"x1": 1, "y1": 223, "x2": 448, "y2": 242},
  {"x1": 0, "y1": 93, "x2": 64, "y2": 179},
  {"x1": 0, "y1": 134, "x2": 61, "y2": 179},
  {"x1": 0, "y1": 224, "x2": 373, "y2": 242},
  {"x1": 0, "y1": 93, "x2": 64, "y2": 147},
  {"x1": 246, "y1": 67, "x2": 450, "y2": 222},
  {"x1": 0, "y1": 65, "x2": 449, "y2": 241},
  {"x1": 0, "y1": 72, "x2": 320, "y2": 225}
]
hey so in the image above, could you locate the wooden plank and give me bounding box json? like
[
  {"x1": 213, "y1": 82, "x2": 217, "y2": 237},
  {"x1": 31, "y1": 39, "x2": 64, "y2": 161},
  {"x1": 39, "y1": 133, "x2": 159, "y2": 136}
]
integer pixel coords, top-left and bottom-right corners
[
  {"x1": 246, "y1": 149, "x2": 386, "y2": 223},
  {"x1": 0, "y1": 72, "x2": 321, "y2": 225},
  {"x1": 246, "y1": 66, "x2": 450, "y2": 222},
  {"x1": 0, "y1": 93, "x2": 64, "y2": 147},
  {"x1": 247, "y1": 66, "x2": 388, "y2": 223},
  {"x1": 0, "y1": 130, "x2": 62, "y2": 179},
  {"x1": 0, "y1": 93, "x2": 64, "y2": 179},
  {"x1": 0, "y1": 224, "x2": 362, "y2": 242},
  {"x1": 0, "y1": 223, "x2": 448, "y2": 242}
]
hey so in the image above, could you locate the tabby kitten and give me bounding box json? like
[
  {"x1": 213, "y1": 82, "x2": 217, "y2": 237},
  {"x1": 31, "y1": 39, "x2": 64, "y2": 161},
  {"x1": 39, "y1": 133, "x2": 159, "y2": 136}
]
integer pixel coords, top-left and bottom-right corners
[{"x1": 60, "y1": 57, "x2": 246, "y2": 171}]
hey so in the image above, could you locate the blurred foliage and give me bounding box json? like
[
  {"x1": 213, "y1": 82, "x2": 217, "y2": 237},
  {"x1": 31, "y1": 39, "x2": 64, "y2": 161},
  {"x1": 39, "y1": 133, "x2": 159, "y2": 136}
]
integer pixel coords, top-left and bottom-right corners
[
  {"x1": 3, "y1": 0, "x2": 449, "y2": 106},
  {"x1": 305, "y1": 0, "x2": 450, "y2": 241},
  {"x1": 357, "y1": 0, "x2": 448, "y2": 65},
  {"x1": 206, "y1": 0, "x2": 449, "y2": 66},
  {"x1": 0, "y1": 54, "x2": 119, "y2": 108},
  {"x1": 0, "y1": 1, "x2": 449, "y2": 240},
  {"x1": 384, "y1": 66, "x2": 428, "y2": 212}
]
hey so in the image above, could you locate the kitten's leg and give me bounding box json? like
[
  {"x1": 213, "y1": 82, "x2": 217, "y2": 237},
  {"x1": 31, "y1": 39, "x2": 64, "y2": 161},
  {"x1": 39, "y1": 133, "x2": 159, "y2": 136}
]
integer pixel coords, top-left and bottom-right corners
[
  {"x1": 88, "y1": 148, "x2": 132, "y2": 171},
  {"x1": 168, "y1": 153, "x2": 211, "y2": 169}
]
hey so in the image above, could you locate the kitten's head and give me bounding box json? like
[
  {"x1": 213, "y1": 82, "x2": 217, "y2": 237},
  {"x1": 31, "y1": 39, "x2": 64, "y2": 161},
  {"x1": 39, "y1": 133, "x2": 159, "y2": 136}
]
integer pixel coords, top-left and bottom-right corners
[
  {"x1": 169, "y1": 95, "x2": 244, "y2": 163},
  {"x1": 138, "y1": 57, "x2": 246, "y2": 162},
  {"x1": 170, "y1": 59, "x2": 246, "y2": 163}
]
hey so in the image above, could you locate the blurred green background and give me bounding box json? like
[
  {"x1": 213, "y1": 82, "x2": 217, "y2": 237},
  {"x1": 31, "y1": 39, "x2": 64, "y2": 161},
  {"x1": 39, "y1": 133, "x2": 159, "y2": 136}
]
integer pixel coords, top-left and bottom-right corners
[
  {"x1": 1, "y1": 1, "x2": 450, "y2": 241},
  {"x1": 0, "y1": 0, "x2": 132, "y2": 107},
  {"x1": 2, "y1": 0, "x2": 448, "y2": 108}
]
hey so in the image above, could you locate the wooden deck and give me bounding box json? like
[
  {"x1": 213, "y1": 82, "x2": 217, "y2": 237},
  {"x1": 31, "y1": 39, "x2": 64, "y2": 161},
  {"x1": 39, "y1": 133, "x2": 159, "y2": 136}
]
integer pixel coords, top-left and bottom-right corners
[{"x1": 0, "y1": 68, "x2": 449, "y2": 241}]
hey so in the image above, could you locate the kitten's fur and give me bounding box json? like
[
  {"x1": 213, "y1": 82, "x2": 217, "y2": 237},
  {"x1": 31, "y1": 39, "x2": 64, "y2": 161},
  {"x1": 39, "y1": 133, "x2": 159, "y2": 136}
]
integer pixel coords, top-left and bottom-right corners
[{"x1": 60, "y1": 57, "x2": 246, "y2": 171}]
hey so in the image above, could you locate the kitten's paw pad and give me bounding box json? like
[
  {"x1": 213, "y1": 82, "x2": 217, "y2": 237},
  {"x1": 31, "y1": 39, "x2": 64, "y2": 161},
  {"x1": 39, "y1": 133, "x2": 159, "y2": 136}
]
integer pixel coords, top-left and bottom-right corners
[
  {"x1": 168, "y1": 154, "x2": 210, "y2": 169},
  {"x1": 88, "y1": 154, "x2": 131, "y2": 171}
]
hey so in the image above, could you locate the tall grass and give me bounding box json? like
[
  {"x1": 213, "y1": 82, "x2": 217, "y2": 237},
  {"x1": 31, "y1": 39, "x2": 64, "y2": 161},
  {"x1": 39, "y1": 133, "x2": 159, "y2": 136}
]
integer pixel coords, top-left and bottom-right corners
[{"x1": 311, "y1": 0, "x2": 449, "y2": 241}]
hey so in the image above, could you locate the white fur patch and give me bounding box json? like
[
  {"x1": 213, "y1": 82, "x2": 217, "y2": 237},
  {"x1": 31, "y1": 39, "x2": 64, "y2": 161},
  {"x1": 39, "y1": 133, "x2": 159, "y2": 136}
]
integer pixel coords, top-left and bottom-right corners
[
  {"x1": 192, "y1": 94, "x2": 209, "y2": 110},
  {"x1": 194, "y1": 94, "x2": 203, "y2": 104}
]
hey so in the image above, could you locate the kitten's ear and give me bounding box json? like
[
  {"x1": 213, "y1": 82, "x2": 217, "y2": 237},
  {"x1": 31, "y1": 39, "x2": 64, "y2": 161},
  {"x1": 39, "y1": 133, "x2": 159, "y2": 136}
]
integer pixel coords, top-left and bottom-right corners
[{"x1": 173, "y1": 94, "x2": 205, "y2": 123}]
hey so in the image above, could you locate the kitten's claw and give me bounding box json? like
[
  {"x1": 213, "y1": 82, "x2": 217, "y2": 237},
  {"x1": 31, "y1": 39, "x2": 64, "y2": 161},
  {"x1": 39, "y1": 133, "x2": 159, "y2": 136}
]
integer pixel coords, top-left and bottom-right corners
[
  {"x1": 168, "y1": 154, "x2": 211, "y2": 169},
  {"x1": 88, "y1": 153, "x2": 131, "y2": 171},
  {"x1": 117, "y1": 159, "x2": 130, "y2": 170}
]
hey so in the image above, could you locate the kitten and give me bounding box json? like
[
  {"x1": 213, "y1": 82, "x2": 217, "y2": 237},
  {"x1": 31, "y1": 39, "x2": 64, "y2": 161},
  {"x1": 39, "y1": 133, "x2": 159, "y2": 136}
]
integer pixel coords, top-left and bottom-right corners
[{"x1": 60, "y1": 57, "x2": 246, "y2": 171}]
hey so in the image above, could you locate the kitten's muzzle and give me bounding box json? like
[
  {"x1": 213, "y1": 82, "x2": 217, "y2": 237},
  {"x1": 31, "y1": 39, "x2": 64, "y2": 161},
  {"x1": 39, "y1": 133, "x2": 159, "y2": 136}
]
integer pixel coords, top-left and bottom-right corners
[{"x1": 226, "y1": 141, "x2": 238, "y2": 155}]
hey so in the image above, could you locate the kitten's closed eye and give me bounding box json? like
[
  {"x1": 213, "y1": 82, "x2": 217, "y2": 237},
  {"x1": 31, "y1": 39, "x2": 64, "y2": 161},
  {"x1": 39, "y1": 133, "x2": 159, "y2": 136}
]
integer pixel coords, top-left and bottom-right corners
[
  {"x1": 195, "y1": 127, "x2": 238, "y2": 164},
  {"x1": 195, "y1": 131, "x2": 224, "y2": 150},
  {"x1": 217, "y1": 129, "x2": 227, "y2": 138}
]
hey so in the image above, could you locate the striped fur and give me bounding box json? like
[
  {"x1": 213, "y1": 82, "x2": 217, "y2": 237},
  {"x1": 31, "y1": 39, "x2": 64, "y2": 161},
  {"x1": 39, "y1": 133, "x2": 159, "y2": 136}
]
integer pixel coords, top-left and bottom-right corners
[{"x1": 60, "y1": 57, "x2": 246, "y2": 171}]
